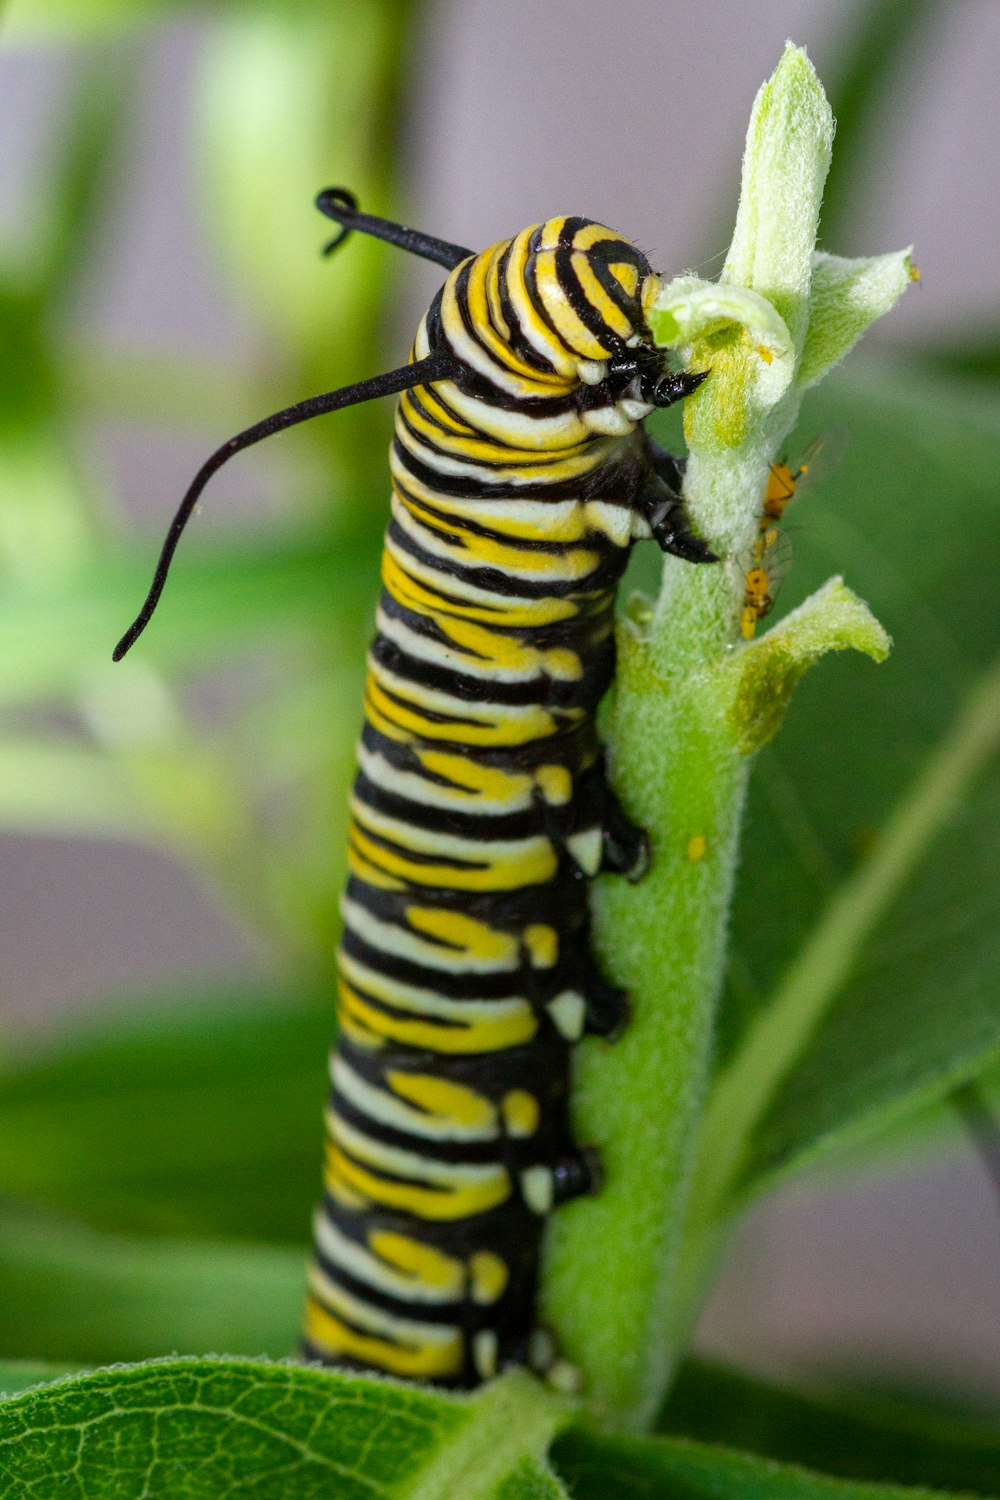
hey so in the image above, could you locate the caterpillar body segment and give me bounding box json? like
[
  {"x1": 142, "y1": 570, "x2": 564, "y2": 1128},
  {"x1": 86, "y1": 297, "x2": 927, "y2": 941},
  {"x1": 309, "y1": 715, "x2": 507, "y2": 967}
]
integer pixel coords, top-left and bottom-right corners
[{"x1": 303, "y1": 210, "x2": 711, "y2": 1387}]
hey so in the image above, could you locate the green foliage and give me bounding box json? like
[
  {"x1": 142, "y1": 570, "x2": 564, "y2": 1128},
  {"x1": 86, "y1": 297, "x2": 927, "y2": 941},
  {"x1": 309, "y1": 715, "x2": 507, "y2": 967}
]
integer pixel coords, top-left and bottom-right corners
[
  {"x1": 543, "y1": 45, "x2": 915, "y2": 1428},
  {"x1": 551, "y1": 1426, "x2": 989, "y2": 1500},
  {"x1": 0, "y1": 1364, "x2": 75, "y2": 1399},
  {"x1": 720, "y1": 369, "x2": 1000, "y2": 1198},
  {"x1": 0, "y1": 993, "x2": 327, "y2": 1243},
  {"x1": 664, "y1": 362, "x2": 1000, "y2": 1355},
  {"x1": 2, "y1": 5, "x2": 1000, "y2": 1495},
  {"x1": 0, "y1": 1361, "x2": 566, "y2": 1500},
  {"x1": 0, "y1": 1206, "x2": 304, "y2": 1365},
  {"x1": 2, "y1": 1359, "x2": 997, "y2": 1500},
  {"x1": 662, "y1": 1361, "x2": 1000, "y2": 1495}
]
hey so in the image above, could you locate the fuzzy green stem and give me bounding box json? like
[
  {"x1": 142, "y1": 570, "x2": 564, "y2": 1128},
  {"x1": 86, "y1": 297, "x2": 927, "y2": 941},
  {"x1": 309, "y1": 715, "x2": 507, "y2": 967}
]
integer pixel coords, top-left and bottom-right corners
[{"x1": 540, "y1": 623, "x2": 745, "y2": 1430}]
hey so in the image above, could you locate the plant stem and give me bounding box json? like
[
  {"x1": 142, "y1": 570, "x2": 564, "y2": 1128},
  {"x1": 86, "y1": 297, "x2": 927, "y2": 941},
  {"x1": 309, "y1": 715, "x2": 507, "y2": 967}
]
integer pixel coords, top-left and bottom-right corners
[{"x1": 540, "y1": 567, "x2": 745, "y2": 1430}]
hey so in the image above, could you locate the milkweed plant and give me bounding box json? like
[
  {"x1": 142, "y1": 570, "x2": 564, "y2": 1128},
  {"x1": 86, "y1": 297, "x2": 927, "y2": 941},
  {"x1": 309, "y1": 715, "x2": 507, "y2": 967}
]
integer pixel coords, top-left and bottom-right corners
[{"x1": 4, "y1": 37, "x2": 1000, "y2": 1500}]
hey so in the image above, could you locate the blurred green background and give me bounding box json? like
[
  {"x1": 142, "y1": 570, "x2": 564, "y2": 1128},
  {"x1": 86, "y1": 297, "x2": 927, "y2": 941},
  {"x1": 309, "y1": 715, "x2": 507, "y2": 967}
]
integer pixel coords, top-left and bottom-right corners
[{"x1": 1, "y1": 0, "x2": 999, "y2": 1412}]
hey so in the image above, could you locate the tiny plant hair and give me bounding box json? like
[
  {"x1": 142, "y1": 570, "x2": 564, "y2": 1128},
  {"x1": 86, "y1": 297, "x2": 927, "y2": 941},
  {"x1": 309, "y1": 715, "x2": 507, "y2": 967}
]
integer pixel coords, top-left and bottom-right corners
[{"x1": 114, "y1": 188, "x2": 714, "y2": 1388}]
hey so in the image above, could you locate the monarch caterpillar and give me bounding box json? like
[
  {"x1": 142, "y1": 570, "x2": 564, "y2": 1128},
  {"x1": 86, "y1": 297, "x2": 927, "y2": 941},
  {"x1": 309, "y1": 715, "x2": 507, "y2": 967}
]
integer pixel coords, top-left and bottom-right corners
[{"x1": 114, "y1": 189, "x2": 715, "y2": 1388}]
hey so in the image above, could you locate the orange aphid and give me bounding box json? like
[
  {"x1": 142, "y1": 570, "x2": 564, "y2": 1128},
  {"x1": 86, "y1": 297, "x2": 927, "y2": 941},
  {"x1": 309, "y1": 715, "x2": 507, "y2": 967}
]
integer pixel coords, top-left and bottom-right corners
[{"x1": 739, "y1": 525, "x2": 792, "y2": 640}]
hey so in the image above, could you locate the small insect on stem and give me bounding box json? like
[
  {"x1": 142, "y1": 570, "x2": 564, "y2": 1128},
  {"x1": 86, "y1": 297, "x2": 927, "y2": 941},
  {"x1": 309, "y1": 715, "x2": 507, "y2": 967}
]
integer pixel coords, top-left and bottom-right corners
[
  {"x1": 737, "y1": 430, "x2": 848, "y2": 641},
  {"x1": 739, "y1": 525, "x2": 793, "y2": 640}
]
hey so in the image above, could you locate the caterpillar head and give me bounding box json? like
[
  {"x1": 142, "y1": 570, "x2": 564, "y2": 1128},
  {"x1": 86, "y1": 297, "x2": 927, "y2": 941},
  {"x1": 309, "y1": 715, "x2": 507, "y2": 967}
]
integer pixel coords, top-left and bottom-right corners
[
  {"x1": 427, "y1": 214, "x2": 702, "y2": 438},
  {"x1": 512, "y1": 217, "x2": 687, "y2": 434}
]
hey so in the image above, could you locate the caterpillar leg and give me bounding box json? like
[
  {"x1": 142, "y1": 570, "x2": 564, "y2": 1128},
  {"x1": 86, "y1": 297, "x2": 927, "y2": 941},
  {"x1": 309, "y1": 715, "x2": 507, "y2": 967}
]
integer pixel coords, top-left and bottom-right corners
[
  {"x1": 638, "y1": 484, "x2": 717, "y2": 562},
  {"x1": 540, "y1": 930, "x2": 628, "y2": 1042},
  {"x1": 564, "y1": 757, "x2": 650, "y2": 883},
  {"x1": 520, "y1": 1146, "x2": 602, "y2": 1215},
  {"x1": 649, "y1": 369, "x2": 708, "y2": 409},
  {"x1": 537, "y1": 759, "x2": 638, "y2": 1042},
  {"x1": 634, "y1": 439, "x2": 717, "y2": 563},
  {"x1": 487, "y1": 1326, "x2": 581, "y2": 1395},
  {"x1": 598, "y1": 780, "x2": 651, "y2": 882},
  {"x1": 647, "y1": 438, "x2": 686, "y2": 493}
]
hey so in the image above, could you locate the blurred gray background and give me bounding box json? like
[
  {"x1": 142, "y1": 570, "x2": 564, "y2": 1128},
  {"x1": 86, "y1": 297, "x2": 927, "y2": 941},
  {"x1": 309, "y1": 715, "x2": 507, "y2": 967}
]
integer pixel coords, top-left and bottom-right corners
[{"x1": 2, "y1": 0, "x2": 999, "y2": 1406}]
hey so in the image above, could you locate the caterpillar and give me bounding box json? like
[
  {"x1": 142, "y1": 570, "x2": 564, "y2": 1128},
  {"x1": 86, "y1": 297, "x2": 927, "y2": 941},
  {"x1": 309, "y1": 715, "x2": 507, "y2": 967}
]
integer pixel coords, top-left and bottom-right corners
[{"x1": 113, "y1": 189, "x2": 714, "y2": 1389}]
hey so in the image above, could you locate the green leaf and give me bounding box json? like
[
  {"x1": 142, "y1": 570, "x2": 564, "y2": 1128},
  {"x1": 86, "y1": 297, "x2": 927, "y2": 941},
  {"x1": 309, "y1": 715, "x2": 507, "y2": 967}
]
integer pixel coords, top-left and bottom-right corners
[
  {"x1": 0, "y1": 1360, "x2": 566, "y2": 1500},
  {"x1": 195, "y1": 10, "x2": 400, "y2": 366},
  {"x1": 710, "y1": 365, "x2": 1000, "y2": 1200},
  {"x1": 919, "y1": 331, "x2": 1000, "y2": 387},
  {"x1": 193, "y1": 5, "x2": 412, "y2": 495},
  {"x1": 0, "y1": 992, "x2": 330, "y2": 1243},
  {"x1": 650, "y1": 278, "x2": 792, "y2": 367},
  {"x1": 660, "y1": 1360, "x2": 1000, "y2": 1496},
  {"x1": 798, "y1": 250, "x2": 915, "y2": 390},
  {"x1": 0, "y1": 428, "x2": 92, "y2": 584},
  {"x1": 493, "y1": 1463, "x2": 570, "y2": 1500},
  {"x1": 0, "y1": 0, "x2": 292, "y2": 39},
  {"x1": 722, "y1": 43, "x2": 833, "y2": 356},
  {"x1": 0, "y1": 1206, "x2": 304, "y2": 1365},
  {"x1": 676, "y1": 45, "x2": 838, "y2": 554},
  {"x1": 725, "y1": 576, "x2": 890, "y2": 755},
  {"x1": 551, "y1": 1426, "x2": 988, "y2": 1500},
  {"x1": 823, "y1": 1057, "x2": 1000, "y2": 1180},
  {"x1": 1, "y1": 0, "x2": 166, "y2": 38},
  {"x1": 33, "y1": 53, "x2": 131, "y2": 304}
]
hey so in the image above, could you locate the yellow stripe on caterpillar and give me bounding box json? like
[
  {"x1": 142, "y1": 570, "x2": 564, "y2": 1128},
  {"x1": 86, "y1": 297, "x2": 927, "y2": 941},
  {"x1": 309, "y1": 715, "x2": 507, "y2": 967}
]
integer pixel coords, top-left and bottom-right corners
[
  {"x1": 324, "y1": 1140, "x2": 512, "y2": 1220},
  {"x1": 314, "y1": 1213, "x2": 465, "y2": 1302},
  {"x1": 337, "y1": 977, "x2": 538, "y2": 1054},
  {"x1": 303, "y1": 1295, "x2": 463, "y2": 1379}
]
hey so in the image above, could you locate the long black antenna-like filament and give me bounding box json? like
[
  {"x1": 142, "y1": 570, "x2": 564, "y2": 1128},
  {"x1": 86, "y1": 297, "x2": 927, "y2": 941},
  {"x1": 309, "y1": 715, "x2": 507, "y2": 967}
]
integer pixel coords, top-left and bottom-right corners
[
  {"x1": 317, "y1": 187, "x2": 471, "y2": 270},
  {"x1": 112, "y1": 352, "x2": 452, "y2": 662}
]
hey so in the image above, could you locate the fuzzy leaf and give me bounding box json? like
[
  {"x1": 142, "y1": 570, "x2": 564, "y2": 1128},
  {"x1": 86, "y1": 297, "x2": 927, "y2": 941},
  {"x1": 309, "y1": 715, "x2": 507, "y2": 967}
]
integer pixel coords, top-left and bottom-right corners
[
  {"x1": 799, "y1": 250, "x2": 915, "y2": 389},
  {"x1": 650, "y1": 279, "x2": 791, "y2": 355},
  {"x1": 723, "y1": 43, "x2": 834, "y2": 353},
  {"x1": 650, "y1": 277, "x2": 793, "y2": 390},
  {"x1": 0, "y1": 1365, "x2": 76, "y2": 1401},
  {"x1": 725, "y1": 576, "x2": 890, "y2": 754},
  {"x1": 0, "y1": 1360, "x2": 565, "y2": 1500}
]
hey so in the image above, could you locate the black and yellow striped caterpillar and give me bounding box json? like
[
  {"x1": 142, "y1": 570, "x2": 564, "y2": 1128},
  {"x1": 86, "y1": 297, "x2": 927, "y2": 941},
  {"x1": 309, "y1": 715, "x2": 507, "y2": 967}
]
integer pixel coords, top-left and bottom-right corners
[{"x1": 114, "y1": 189, "x2": 714, "y2": 1389}]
